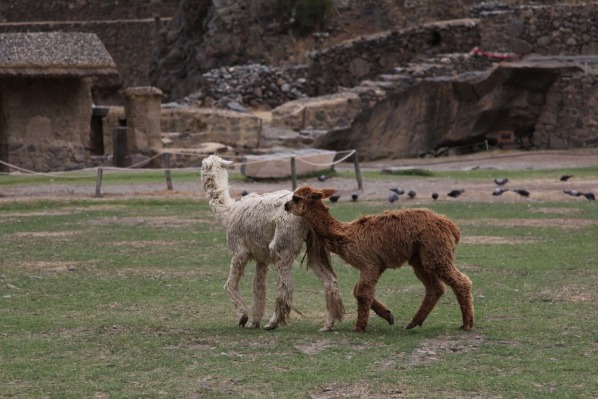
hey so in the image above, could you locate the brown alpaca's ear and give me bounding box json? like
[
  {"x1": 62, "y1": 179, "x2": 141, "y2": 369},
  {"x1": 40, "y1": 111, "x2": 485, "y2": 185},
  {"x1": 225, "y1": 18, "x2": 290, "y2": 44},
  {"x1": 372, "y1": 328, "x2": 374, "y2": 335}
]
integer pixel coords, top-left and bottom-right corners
[
  {"x1": 320, "y1": 188, "x2": 335, "y2": 199},
  {"x1": 308, "y1": 192, "x2": 324, "y2": 200}
]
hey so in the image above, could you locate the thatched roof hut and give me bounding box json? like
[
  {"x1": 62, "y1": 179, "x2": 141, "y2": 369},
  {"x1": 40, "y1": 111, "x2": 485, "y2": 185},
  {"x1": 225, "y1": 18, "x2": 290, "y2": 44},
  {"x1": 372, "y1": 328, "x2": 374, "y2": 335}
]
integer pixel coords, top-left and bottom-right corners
[{"x1": 0, "y1": 32, "x2": 119, "y2": 172}]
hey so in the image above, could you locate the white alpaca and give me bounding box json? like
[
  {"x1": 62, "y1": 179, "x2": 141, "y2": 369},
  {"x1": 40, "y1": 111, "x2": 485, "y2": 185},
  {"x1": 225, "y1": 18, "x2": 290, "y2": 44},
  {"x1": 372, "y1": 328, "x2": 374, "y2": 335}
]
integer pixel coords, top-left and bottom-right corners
[{"x1": 200, "y1": 155, "x2": 344, "y2": 331}]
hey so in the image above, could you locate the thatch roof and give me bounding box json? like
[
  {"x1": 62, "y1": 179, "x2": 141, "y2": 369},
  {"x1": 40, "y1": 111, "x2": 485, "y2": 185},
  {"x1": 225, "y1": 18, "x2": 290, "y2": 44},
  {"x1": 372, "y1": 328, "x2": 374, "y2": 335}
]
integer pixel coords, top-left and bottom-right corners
[{"x1": 0, "y1": 32, "x2": 118, "y2": 78}]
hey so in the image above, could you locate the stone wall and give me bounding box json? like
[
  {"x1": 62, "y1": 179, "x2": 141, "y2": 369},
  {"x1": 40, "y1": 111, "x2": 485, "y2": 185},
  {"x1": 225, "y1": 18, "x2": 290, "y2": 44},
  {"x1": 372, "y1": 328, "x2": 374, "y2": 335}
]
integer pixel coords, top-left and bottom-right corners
[
  {"x1": 480, "y1": 3, "x2": 598, "y2": 55},
  {"x1": 0, "y1": 0, "x2": 178, "y2": 22},
  {"x1": 308, "y1": 19, "x2": 482, "y2": 95},
  {"x1": 1, "y1": 78, "x2": 93, "y2": 172},
  {"x1": 100, "y1": 106, "x2": 261, "y2": 158},
  {"x1": 533, "y1": 72, "x2": 598, "y2": 149}
]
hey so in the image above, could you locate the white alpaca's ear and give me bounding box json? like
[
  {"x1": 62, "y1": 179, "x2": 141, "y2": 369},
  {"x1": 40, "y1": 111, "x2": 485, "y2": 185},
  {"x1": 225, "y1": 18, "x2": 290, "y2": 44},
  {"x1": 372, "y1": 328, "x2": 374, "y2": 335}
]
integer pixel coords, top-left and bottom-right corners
[{"x1": 221, "y1": 159, "x2": 234, "y2": 168}]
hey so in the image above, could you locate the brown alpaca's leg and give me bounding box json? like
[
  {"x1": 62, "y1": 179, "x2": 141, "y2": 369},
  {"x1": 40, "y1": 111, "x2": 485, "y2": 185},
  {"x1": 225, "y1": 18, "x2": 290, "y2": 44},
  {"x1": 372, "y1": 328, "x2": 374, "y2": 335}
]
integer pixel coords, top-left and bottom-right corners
[
  {"x1": 370, "y1": 298, "x2": 394, "y2": 325},
  {"x1": 264, "y1": 258, "x2": 294, "y2": 330},
  {"x1": 353, "y1": 272, "x2": 380, "y2": 333},
  {"x1": 406, "y1": 262, "x2": 445, "y2": 329},
  {"x1": 249, "y1": 261, "x2": 268, "y2": 329},
  {"x1": 224, "y1": 255, "x2": 249, "y2": 327},
  {"x1": 436, "y1": 266, "x2": 474, "y2": 331}
]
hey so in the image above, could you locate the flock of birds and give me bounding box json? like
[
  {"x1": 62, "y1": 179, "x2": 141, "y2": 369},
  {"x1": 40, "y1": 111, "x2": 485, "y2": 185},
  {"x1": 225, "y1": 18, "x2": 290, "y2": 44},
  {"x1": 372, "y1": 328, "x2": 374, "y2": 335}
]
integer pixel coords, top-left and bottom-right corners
[
  {"x1": 241, "y1": 174, "x2": 595, "y2": 203},
  {"x1": 317, "y1": 174, "x2": 595, "y2": 204}
]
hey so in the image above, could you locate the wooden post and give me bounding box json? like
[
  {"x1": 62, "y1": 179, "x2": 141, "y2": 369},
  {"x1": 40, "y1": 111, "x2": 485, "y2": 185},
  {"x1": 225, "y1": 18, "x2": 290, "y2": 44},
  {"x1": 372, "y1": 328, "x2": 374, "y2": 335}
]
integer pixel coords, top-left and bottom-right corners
[
  {"x1": 353, "y1": 151, "x2": 363, "y2": 191},
  {"x1": 290, "y1": 156, "x2": 297, "y2": 191},
  {"x1": 95, "y1": 168, "x2": 103, "y2": 197},
  {"x1": 163, "y1": 153, "x2": 173, "y2": 190}
]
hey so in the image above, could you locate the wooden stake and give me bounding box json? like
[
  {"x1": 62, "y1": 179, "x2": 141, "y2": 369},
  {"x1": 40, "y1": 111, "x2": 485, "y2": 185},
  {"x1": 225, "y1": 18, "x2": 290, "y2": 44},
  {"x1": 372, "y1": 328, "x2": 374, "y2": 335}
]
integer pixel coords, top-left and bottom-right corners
[
  {"x1": 290, "y1": 156, "x2": 297, "y2": 191},
  {"x1": 353, "y1": 152, "x2": 363, "y2": 191},
  {"x1": 95, "y1": 168, "x2": 103, "y2": 197},
  {"x1": 163, "y1": 153, "x2": 173, "y2": 190}
]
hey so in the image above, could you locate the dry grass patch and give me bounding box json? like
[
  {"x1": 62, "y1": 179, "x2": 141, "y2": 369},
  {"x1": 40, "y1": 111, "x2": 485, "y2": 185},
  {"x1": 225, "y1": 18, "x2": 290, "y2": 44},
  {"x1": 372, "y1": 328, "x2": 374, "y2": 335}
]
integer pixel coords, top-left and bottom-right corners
[
  {"x1": 457, "y1": 218, "x2": 597, "y2": 229},
  {"x1": 531, "y1": 207, "x2": 582, "y2": 214},
  {"x1": 88, "y1": 216, "x2": 207, "y2": 227},
  {"x1": 7, "y1": 260, "x2": 82, "y2": 271},
  {"x1": 461, "y1": 236, "x2": 538, "y2": 244},
  {"x1": 4, "y1": 231, "x2": 78, "y2": 240}
]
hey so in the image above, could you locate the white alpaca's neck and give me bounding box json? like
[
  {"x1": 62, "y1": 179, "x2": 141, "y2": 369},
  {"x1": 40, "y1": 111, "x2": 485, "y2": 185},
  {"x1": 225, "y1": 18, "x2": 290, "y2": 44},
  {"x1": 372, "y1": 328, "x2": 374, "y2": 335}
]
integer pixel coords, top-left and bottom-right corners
[{"x1": 203, "y1": 170, "x2": 236, "y2": 227}]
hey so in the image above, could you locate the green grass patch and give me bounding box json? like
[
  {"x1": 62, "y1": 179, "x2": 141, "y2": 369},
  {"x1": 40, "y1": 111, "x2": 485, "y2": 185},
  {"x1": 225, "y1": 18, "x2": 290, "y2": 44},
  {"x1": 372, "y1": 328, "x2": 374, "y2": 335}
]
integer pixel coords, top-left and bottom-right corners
[{"x1": 1, "y1": 198, "x2": 598, "y2": 398}]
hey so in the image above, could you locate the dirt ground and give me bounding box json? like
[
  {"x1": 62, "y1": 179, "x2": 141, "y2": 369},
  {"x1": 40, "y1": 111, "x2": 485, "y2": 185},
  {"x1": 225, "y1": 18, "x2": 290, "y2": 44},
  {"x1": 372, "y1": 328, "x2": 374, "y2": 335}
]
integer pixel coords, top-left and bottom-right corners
[{"x1": 1, "y1": 149, "x2": 597, "y2": 204}]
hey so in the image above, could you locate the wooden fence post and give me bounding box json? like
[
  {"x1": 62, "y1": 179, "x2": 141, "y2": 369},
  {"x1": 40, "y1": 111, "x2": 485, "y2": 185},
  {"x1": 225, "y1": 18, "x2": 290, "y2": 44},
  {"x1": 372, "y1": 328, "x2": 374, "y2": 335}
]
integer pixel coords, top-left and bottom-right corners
[
  {"x1": 290, "y1": 156, "x2": 297, "y2": 191},
  {"x1": 163, "y1": 153, "x2": 173, "y2": 190},
  {"x1": 95, "y1": 168, "x2": 103, "y2": 197},
  {"x1": 353, "y1": 151, "x2": 363, "y2": 191}
]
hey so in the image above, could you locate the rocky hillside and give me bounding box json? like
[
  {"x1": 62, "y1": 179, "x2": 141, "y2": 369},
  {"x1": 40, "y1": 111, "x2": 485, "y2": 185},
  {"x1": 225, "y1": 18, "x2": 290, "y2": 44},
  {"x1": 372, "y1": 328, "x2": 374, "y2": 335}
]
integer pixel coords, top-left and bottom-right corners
[{"x1": 150, "y1": 0, "x2": 470, "y2": 101}]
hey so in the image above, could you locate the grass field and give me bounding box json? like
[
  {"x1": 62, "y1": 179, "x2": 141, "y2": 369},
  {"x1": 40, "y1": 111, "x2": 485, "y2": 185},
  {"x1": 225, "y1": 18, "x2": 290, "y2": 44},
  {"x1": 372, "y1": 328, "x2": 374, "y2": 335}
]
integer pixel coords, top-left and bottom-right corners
[{"x1": 1, "y1": 186, "x2": 598, "y2": 398}]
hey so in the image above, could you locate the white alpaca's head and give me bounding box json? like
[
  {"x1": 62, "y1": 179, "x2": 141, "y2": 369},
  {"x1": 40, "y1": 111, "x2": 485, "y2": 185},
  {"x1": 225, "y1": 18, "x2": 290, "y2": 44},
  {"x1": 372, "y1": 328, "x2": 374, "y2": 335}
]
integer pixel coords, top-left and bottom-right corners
[{"x1": 201, "y1": 154, "x2": 234, "y2": 192}]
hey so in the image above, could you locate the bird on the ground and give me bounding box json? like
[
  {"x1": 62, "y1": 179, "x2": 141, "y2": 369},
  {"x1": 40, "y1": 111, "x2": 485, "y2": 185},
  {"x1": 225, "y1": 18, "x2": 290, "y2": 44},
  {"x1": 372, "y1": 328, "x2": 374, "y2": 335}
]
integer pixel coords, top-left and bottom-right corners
[
  {"x1": 564, "y1": 190, "x2": 581, "y2": 197},
  {"x1": 493, "y1": 188, "x2": 508, "y2": 196},
  {"x1": 583, "y1": 192, "x2": 595, "y2": 201},
  {"x1": 388, "y1": 193, "x2": 399, "y2": 203},
  {"x1": 431, "y1": 193, "x2": 439, "y2": 200},
  {"x1": 242, "y1": 190, "x2": 249, "y2": 196},
  {"x1": 513, "y1": 189, "x2": 530, "y2": 197},
  {"x1": 494, "y1": 178, "x2": 509, "y2": 186},
  {"x1": 407, "y1": 190, "x2": 416, "y2": 199},
  {"x1": 447, "y1": 189, "x2": 465, "y2": 198},
  {"x1": 351, "y1": 193, "x2": 359, "y2": 201},
  {"x1": 560, "y1": 175, "x2": 573, "y2": 181},
  {"x1": 318, "y1": 174, "x2": 327, "y2": 182},
  {"x1": 329, "y1": 195, "x2": 340, "y2": 203},
  {"x1": 389, "y1": 187, "x2": 405, "y2": 195}
]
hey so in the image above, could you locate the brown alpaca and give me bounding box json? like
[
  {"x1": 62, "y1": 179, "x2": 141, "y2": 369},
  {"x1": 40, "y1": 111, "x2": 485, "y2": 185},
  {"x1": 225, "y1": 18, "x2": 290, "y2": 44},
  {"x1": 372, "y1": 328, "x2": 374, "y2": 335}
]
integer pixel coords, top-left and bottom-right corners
[{"x1": 284, "y1": 186, "x2": 474, "y2": 333}]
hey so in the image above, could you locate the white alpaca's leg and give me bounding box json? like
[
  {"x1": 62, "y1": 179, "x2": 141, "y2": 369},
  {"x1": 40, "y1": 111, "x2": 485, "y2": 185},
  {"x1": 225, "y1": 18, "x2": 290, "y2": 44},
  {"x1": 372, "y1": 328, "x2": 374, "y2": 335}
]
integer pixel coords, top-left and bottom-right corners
[
  {"x1": 308, "y1": 260, "x2": 344, "y2": 332},
  {"x1": 223, "y1": 254, "x2": 250, "y2": 327},
  {"x1": 264, "y1": 257, "x2": 294, "y2": 330},
  {"x1": 249, "y1": 261, "x2": 268, "y2": 328}
]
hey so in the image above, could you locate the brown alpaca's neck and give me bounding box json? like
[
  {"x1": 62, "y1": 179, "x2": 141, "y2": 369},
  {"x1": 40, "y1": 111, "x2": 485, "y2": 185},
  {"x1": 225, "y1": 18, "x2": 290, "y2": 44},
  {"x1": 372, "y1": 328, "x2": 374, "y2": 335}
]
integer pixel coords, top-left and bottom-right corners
[{"x1": 303, "y1": 205, "x2": 350, "y2": 254}]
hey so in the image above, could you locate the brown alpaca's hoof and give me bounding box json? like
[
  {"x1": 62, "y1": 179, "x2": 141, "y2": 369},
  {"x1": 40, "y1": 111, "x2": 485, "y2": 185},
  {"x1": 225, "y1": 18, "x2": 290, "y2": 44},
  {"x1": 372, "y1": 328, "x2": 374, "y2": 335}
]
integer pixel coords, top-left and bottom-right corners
[
  {"x1": 405, "y1": 322, "x2": 421, "y2": 329},
  {"x1": 239, "y1": 314, "x2": 249, "y2": 327},
  {"x1": 459, "y1": 324, "x2": 473, "y2": 331},
  {"x1": 352, "y1": 327, "x2": 366, "y2": 333}
]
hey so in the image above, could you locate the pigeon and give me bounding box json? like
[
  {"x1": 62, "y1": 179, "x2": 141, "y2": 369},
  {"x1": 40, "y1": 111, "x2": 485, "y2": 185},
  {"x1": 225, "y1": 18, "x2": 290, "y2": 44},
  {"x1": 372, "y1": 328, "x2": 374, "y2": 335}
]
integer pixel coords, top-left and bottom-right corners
[
  {"x1": 494, "y1": 178, "x2": 509, "y2": 186},
  {"x1": 329, "y1": 195, "x2": 340, "y2": 203},
  {"x1": 390, "y1": 187, "x2": 405, "y2": 195},
  {"x1": 447, "y1": 189, "x2": 465, "y2": 198},
  {"x1": 407, "y1": 190, "x2": 416, "y2": 199},
  {"x1": 513, "y1": 189, "x2": 530, "y2": 197},
  {"x1": 388, "y1": 193, "x2": 399, "y2": 203},
  {"x1": 583, "y1": 192, "x2": 595, "y2": 201},
  {"x1": 564, "y1": 190, "x2": 581, "y2": 197},
  {"x1": 431, "y1": 193, "x2": 439, "y2": 200},
  {"x1": 242, "y1": 190, "x2": 249, "y2": 196},
  {"x1": 351, "y1": 193, "x2": 359, "y2": 201},
  {"x1": 493, "y1": 188, "x2": 508, "y2": 196},
  {"x1": 318, "y1": 175, "x2": 327, "y2": 182},
  {"x1": 560, "y1": 175, "x2": 573, "y2": 181}
]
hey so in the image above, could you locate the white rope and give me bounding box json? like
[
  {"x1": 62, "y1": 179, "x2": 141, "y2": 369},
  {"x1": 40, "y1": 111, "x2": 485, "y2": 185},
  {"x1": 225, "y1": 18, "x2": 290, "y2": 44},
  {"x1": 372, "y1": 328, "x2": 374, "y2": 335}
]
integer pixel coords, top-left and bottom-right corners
[
  {"x1": 295, "y1": 150, "x2": 356, "y2": 166},
  {"x1": 0, "y1": 148, "x2": 357, "y2": 177}
]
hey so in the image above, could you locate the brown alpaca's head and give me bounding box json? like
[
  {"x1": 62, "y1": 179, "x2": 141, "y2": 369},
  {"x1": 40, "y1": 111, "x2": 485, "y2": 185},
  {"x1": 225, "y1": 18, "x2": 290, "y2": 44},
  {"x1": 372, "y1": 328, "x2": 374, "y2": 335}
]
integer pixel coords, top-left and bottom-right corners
[{"x1": 284, "y1": 186, "x2": 335, "y2": 216}]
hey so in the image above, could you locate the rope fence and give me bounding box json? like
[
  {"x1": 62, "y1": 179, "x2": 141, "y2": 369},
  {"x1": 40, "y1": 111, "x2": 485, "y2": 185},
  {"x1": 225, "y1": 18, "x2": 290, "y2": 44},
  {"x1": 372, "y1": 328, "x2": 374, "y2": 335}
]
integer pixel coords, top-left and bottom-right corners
[{"x1": 0, "y1": 149, "x2": 363, "y2": 197}]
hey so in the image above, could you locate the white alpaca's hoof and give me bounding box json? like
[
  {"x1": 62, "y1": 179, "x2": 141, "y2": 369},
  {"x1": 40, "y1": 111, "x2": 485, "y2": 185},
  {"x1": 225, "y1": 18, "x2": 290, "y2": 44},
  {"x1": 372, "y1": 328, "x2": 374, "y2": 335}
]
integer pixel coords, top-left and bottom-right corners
[
  {"x1": 318, "y1": 325, "x2": 334, "y2": 332},
  {"x1": 246, "y1": 322, "x2": 260, "y2": 329},
  {"x1": 263, "y1": 323, "x2": 278, "y2": 330}
]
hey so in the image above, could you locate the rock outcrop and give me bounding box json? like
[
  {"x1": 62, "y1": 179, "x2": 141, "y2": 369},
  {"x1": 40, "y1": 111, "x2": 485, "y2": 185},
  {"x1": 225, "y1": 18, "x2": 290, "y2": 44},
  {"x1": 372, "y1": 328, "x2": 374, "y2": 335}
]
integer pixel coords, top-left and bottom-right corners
[{"x1": 314, "y1": 57, "x2": 598, "y2": 160}]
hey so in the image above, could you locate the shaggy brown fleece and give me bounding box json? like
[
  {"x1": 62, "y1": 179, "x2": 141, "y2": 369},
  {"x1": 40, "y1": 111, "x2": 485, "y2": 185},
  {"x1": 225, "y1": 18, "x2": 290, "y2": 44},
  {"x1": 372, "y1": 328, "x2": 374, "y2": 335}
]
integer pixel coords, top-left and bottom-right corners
[{"x1": 285, "y1": 186, "x2": 474, "y2": 333}]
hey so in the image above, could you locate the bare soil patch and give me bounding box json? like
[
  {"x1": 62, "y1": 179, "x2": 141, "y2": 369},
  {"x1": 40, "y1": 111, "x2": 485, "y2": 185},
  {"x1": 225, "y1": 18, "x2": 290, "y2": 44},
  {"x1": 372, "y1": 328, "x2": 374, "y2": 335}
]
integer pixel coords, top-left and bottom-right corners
[
  {"x1": 457, "y1": 218, "x2": 597, "y2": 229},
  {"x1": 460, "y1": 236, "x2": 538, "y2": 244}
]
